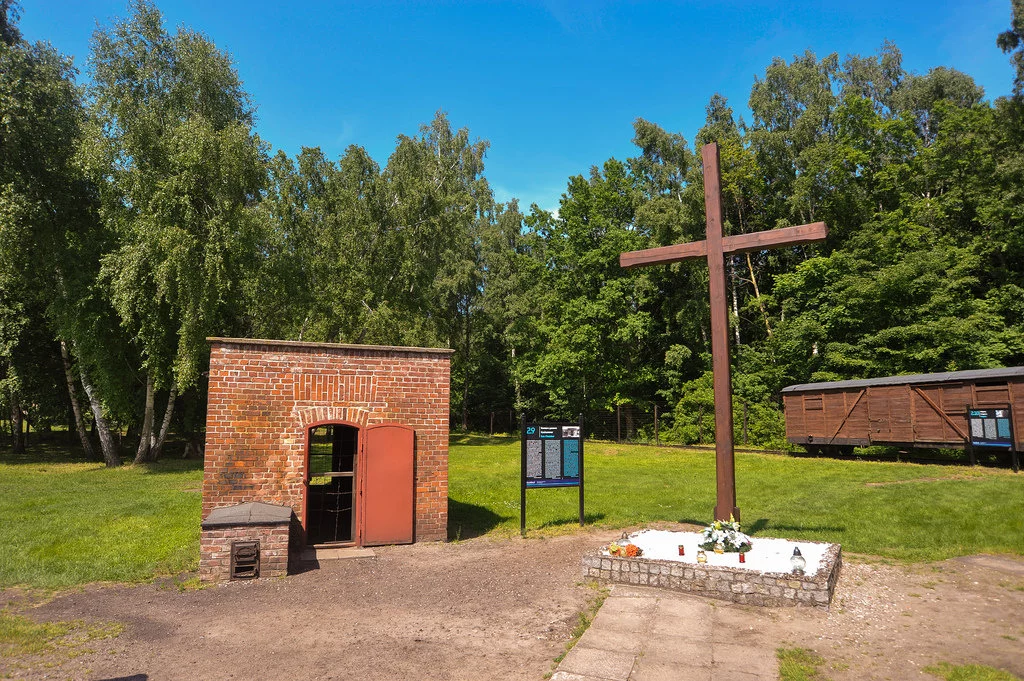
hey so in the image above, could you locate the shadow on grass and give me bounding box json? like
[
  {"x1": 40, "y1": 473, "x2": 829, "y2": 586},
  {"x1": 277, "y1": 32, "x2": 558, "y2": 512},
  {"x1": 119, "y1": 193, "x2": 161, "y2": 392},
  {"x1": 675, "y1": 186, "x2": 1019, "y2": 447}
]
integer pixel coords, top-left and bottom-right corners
[
  {"x1": 535, "y1": 512, "x2": 606, "y2": 530},
  {"x1": 136, "y1": 458, "x2": 204, "y2": 474},
  {"x1": 449, "y1": 433, "x2": 518, "y2": 447},
  {"x1": 677, "y1": 517, "x2": 845, "y2": 536},
  {"x1": 0, "y1": 438, "x2": 101, "y2": 465},
  {"x1": 677, "y1": 517, "x2": 760, "y2": 531},
  {"x1": 447, "y1": 498, "x2": 512, "y2": 540},
  {"x1": 755, "y1": 521, "x2": 846, "y2": 534},
  {"x1": 0, "y1": 438, "x2": 204, "y2": 473},
  {"x1": 788, "y1": 444, "x2": 1018, "y2": 470}
]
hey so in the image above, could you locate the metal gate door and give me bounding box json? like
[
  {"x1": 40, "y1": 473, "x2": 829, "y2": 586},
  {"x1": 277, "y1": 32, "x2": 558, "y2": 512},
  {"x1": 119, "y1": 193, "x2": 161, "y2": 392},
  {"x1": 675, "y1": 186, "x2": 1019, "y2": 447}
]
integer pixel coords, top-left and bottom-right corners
[{"x1": 360, "y1": 424, "x2": 415, "y2": 546}]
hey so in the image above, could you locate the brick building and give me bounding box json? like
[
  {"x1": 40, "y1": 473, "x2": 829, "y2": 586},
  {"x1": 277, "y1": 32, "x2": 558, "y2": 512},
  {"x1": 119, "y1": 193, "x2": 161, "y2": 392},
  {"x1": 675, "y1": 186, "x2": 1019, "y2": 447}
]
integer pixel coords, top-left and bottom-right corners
[{"x1": 200, "y1": 337, "x2": 452, "y2": 581}]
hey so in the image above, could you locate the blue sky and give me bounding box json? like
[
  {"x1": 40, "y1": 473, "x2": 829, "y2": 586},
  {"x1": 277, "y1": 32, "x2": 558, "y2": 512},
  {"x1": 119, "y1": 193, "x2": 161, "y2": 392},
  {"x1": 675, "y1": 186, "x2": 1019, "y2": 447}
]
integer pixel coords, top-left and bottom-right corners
[{"x1": 17, "y1": 1, "x2": 1017, "y2": 212}]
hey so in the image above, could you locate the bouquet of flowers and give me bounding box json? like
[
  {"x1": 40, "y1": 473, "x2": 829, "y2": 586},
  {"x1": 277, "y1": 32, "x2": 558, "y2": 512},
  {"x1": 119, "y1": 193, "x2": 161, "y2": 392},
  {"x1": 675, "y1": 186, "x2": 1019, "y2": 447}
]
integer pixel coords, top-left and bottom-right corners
[
  {"x1": 607, "y1": 542, "x2": 643, "y2": 558},
  {"x1": 699, "y1": 516, "x2": 752, "y2": 553}
]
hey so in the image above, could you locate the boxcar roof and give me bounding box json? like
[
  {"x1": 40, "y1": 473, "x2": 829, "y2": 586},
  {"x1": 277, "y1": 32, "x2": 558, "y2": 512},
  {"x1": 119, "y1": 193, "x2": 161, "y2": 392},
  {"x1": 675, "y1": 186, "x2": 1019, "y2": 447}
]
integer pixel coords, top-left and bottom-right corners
[{"x1": 781, "y1": 366, "x2": 1024, "y2": 394}]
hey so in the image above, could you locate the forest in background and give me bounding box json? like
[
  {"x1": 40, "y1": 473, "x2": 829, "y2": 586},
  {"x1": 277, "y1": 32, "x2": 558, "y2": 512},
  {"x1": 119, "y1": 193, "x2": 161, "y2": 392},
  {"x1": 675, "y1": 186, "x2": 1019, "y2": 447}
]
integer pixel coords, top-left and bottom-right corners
[{"x1": 3, "y1": 0, "x2": 1024, "y2": 464}]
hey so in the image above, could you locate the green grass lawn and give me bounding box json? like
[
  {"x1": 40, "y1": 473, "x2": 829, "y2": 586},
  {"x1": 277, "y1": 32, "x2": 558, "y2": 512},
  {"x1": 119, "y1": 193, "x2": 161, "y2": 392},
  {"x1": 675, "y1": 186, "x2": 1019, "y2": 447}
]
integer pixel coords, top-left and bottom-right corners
[
  {"x1": 0, "y1": 445, "x2": 202, "y2": 589},
  {"x1": 0, "y1": 435, "x2": 1021, "y2": 589},
  {"x1": 448, "y1": 435, "x2": 1024, "y2": 561}
]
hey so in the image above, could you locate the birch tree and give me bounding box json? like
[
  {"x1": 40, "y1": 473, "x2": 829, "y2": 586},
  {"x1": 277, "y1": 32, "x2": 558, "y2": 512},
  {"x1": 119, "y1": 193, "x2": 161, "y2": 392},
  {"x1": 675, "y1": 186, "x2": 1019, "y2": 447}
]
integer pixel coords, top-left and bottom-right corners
[{"x1": 86, "y1": 0, "x2": 266, "y2": 462}]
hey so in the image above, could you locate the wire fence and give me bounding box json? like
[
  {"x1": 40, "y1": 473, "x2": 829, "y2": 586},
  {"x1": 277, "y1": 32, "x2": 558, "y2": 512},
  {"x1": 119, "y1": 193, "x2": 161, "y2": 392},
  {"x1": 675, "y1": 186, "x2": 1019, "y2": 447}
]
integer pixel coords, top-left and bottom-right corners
[
  {"x1": 451, "y1": 405, "x2": 673, "y2": 442},
  {"x1": 452, "y1": 402, "x2": 769, "y2": 446},
  {"x1": 448, "y1": 405, "x2": 1024, "y2": 467}
]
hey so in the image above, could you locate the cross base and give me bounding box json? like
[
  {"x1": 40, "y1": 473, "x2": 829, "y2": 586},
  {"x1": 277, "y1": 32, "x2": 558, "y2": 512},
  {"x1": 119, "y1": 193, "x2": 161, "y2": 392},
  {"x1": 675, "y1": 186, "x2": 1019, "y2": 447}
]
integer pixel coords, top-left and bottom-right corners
[{"x1": 715, "y1": 504, "x2": 740, "y2": 522}]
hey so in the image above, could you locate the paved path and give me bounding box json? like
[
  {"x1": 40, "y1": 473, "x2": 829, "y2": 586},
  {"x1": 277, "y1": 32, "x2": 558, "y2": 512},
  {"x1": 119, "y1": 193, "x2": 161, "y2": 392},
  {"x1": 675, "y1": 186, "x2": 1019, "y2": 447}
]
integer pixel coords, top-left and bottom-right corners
[{"x1": 551, "y1": 585, "x2": 780, "y2": 681}]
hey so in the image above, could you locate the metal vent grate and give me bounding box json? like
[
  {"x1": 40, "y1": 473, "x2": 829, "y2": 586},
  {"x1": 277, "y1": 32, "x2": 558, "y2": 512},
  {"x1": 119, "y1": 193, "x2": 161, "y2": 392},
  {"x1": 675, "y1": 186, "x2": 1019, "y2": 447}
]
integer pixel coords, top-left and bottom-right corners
[{"x1": 230, "y1": 540, "x2": 260, "y2": 580}]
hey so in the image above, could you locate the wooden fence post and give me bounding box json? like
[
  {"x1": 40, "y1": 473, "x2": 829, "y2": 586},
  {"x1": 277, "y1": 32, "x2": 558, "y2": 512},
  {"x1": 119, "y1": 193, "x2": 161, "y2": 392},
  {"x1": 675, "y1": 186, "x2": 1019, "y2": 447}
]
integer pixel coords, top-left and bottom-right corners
[
  {"x1": 654, "y1": 404, "x2": 659, "y2": 446},
  {"x1": 743, "y1": 401, "x2": 748, "y2": 446}
]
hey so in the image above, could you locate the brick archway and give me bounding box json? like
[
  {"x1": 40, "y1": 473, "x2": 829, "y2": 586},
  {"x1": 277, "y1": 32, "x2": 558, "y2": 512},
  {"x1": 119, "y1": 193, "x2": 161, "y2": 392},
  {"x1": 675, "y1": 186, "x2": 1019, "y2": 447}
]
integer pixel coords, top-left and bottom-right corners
[{"x1": 294, "y1": 405, "x2": 371, "y2": 429}]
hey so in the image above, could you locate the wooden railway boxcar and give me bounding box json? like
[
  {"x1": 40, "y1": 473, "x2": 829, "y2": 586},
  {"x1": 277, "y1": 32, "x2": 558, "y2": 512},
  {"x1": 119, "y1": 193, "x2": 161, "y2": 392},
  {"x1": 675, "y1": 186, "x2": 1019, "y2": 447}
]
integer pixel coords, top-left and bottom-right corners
[{"x1": 781, "y1": 367, "x2": 1023, "y2": 469}]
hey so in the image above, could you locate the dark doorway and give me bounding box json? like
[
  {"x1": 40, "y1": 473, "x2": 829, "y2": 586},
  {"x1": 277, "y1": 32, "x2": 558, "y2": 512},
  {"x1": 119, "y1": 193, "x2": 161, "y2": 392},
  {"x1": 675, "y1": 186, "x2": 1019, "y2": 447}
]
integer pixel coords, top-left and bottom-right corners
[{"x1": 306, "y1": 424, "x2": 358, "y2": 545}]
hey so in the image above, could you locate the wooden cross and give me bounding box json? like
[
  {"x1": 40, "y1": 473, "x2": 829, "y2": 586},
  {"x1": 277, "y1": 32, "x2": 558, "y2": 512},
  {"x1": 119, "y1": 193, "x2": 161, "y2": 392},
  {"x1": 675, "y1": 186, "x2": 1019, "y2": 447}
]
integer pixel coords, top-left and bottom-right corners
[{"x1": 620, "y1": 142, "x2": 828, "y2": 521}]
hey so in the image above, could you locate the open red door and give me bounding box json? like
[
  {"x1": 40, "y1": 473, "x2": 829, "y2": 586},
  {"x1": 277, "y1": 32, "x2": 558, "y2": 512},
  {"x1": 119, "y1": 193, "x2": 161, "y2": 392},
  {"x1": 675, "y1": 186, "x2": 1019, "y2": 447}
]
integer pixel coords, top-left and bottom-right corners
[{"x1": 360, "y1": 424, "x2": 415, "y2": 546}]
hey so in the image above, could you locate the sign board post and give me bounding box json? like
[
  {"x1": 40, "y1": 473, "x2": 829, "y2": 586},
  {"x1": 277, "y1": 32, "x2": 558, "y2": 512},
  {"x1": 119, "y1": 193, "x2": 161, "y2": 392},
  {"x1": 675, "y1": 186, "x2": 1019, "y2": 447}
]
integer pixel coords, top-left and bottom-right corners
[
  {"x1": 521, "y1": 415, "x2": 584, "y2": 536},
  {"x1": 966, "y1": 407, "x2": 1018, "y2": 472}
]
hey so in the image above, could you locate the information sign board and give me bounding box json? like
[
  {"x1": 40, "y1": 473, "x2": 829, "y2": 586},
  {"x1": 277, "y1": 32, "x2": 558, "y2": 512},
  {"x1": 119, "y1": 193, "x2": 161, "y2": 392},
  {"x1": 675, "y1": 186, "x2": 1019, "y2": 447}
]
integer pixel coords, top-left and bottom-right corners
[
  {"x1": 524, "y1": 423, "x2": 581, "y2": 488},
  {"x1": 520, "y1": 416, "x2": 584, "y2": 534},
  {"x1": 967, "y1": 407, "x2": 1014, "y2": 448}
]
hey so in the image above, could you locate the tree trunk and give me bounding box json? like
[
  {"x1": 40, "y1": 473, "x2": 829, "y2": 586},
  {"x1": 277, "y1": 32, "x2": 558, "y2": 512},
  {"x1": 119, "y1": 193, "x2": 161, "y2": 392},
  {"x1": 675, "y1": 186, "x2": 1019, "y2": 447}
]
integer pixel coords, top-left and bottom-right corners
[
  {"x1": 730, "y1": 257, "x2": 741, "y2": 346},
  {"x1": 134, "y1": 373, "x2": 155, "y2": 464},
  {"x1": 461, "y1": 305, "x2": 470, "y2": 432},
  {"x1": 80, "y1": 366, "x2": 121, "y2": 467},
  {"x1": 9, "y1": 392, "x2": 24, "y2": 456},
  {"x1": 511, "y1": 346, "x2": 522, "y2": 411},
  {"x1": 745, "y1": 253, "x2": 773, "y2": 338},
  {"x1": 60, "y1": 341, "x2": 95, "y2": 460},
  {"x1": 151, "y1": 384, "x2": 177, "y2": 461}
]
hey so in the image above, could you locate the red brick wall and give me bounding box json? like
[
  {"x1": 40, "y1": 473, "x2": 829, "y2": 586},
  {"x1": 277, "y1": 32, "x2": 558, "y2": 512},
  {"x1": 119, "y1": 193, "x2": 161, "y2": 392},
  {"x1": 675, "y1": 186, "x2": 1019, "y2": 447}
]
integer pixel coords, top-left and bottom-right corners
[
  {"x1": 200, "y1": 524, "x2": 290, "y2": 582},
  {"x1": 202, "y1": 338, "x2": 451, "y2": 543}
]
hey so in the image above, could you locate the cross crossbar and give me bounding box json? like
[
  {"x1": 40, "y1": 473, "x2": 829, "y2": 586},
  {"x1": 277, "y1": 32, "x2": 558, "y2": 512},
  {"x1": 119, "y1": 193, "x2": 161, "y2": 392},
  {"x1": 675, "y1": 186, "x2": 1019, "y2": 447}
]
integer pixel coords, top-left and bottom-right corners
[{"x1": 619, "y1": 221, "x2": 828, "y2": 269}]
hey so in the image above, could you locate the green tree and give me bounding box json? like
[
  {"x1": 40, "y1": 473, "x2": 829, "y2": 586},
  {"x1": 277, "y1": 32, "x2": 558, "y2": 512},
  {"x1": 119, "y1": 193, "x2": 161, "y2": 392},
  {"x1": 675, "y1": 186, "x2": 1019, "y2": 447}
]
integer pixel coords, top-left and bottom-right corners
[
  {"x1": 998, "y1": 0, "x2": 1024, "y2": 99},
  {"x1": 86, "y1": 0, "x2": 267, "y2": 462},
  {"x1": 0, "y1": 1, "x2": 124, "y2": 462}
]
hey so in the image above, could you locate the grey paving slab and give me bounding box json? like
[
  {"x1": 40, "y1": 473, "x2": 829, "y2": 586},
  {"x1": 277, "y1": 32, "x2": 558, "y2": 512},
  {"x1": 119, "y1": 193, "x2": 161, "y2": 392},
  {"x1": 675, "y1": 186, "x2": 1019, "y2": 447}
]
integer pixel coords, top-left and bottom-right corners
[
  {"x1": 630, "y1": 660, "x2": 712, "y2": 681},
  {"x1": 653, "y1": 596, "x2": 710, "y2": 620},
  {"x1": 650, "y1": 613, "x2": 712, "y2": 640},
  {"x1": 599, "y1": 593, "x2": 660, "y2": 616},
  {"x1": 551, "y1": 672, "x2": 607, "y2": 681},
  {"x1": 578, "y1": 625, "x2": 645, "y2": 654},
  {"x1": 300, "y1": 546, "x2": 375, "y2": 562},
  {"x1": 638, "y1": 637, "x2": 708, "y2": 666},
  {"x1": 610, "y1": 585, "x2": 669, "y2": 599},
  {"x1": 587, "y1": 608, "x2": 651, "y2": 635},
  {"x1": 558, "y1": 645, "x2": 637, "y2": 680},
  {"x1": 707, "y1": 668, "x2": 776, "y2": 681},
  {"x1": 549, "y1": 587, "x2": 782, "y2": 681}
]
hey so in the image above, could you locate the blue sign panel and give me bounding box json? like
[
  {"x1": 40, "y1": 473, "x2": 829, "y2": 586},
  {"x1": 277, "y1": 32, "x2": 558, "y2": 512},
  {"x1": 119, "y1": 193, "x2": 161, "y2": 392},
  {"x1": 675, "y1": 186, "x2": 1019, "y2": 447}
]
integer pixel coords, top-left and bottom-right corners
[
  {"x1": 522, "y1": 422, "x2": 582, "y2": 488},
  {"x1": 967, "y1": 408, "x2": 1014, "y2": 448},
  {"x1": 562, "y1": 438, "x2": 580, "y2": 477}
]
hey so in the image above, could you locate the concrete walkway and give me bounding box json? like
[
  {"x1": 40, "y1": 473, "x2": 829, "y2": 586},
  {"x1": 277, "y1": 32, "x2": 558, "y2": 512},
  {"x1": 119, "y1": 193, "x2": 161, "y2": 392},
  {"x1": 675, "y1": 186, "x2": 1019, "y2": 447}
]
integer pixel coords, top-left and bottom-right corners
[{"x1": 551, "y1": 585, "x2": 780, "y2": 681}]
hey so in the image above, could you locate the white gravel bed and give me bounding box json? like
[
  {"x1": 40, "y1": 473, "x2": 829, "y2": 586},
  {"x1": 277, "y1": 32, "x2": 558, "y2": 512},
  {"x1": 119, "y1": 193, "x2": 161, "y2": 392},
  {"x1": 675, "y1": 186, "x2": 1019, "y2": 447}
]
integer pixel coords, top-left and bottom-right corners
[{"x1": 605, "y1": 529, "x2": 831, "y2": 577}]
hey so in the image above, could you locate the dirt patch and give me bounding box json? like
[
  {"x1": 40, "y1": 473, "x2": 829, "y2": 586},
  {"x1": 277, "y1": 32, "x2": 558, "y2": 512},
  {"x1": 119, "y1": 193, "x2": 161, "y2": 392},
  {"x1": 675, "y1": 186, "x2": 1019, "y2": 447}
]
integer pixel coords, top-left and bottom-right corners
[
  {"x1": 774, "y1": 554, "x2": 1024, "y2": 680},
  {"x1": 3, "y1": 532, "x2": 608, "y2": 681},
  {"x1": 3, "y1": 534, "x2": 1023, "y2": 681}
]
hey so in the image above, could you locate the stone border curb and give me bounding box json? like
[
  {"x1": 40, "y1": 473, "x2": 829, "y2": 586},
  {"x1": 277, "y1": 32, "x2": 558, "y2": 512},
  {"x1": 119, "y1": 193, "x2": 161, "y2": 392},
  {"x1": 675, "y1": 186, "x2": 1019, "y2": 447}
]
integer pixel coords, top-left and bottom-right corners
[{"x1": 581, "y1": 540, "x2": 842, "y2": 608}]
